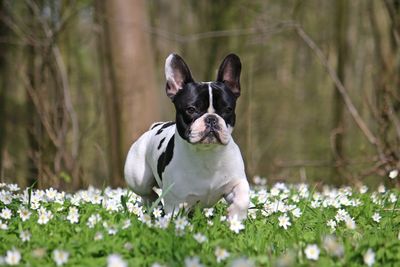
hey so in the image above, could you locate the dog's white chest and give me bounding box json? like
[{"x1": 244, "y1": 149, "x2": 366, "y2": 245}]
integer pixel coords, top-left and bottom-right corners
[{"x1": 156, "y1": 132, "x2": 246, "y2": 209}]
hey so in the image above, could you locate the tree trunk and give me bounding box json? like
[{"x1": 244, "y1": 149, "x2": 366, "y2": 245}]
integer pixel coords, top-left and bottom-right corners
[
  {"x1": 331, "y1": 0, "x2": 348, "y2": 184},
  {"x1": 0, "y1": 0, "x2": 8, "y2": 178},
  {"x1": 95, "y1": 0, "x2": 123, "y2": 187},
  {"x1": 99, "y1": 0, "x2": 160, "y2": 187},
  {"x1": 25, "y1": 1, "x2": 41, "y2": 188}
]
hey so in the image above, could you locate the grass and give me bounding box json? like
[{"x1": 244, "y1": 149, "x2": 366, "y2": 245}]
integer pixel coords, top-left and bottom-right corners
[{"x1": 0, "y1": 181, "x2": 399, "y2": 266}]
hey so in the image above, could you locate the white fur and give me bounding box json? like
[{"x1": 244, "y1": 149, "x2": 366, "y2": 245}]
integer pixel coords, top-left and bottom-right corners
[
  {"x1": 124, "y1": 123, "x2": 250, "y2": 220},
  {"x1": 207, "y1": 83, "x2": 215, "y2": 113}
]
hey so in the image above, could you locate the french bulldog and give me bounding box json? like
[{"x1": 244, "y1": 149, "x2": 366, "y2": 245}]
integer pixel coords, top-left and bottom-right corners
[{"x1": 124, "y1": 53, "x2": 250, "y2": 220}]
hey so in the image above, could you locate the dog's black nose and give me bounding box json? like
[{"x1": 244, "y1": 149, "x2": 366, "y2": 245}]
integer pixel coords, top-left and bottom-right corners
[{"x1": 205, "y1": 115, "x2": 218, "y2": 127}]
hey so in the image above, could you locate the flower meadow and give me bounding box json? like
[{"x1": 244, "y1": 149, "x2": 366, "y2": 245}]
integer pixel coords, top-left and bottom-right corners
[{"x1": 0, "y1": 178, "x2": 400, "y2": 267}]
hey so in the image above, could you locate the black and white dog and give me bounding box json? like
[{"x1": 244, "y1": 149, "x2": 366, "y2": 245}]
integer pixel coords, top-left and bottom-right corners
[{"x1": 124, "y1": 53, "x2": 250, "y2": 220}]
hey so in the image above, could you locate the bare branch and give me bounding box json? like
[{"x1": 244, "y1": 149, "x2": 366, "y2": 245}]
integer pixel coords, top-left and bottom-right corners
[
  {"x1": 148, "y1": 21, "x2": 298, "y2": 43},
  {"x1": 294, "y1": 25, "x2": 378, "y2": 146},
  {"x1": 27, "y1": 0, "x2": 80, "y2": 158}
]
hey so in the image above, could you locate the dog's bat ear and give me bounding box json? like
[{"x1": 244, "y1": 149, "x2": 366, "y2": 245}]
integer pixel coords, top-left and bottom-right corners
[
  {"x1": 165, "y1": 53, "x2": 194, "y2": 100},
  {"x1": 217, "y1": 54, "x2": 241, "y2": 98}
]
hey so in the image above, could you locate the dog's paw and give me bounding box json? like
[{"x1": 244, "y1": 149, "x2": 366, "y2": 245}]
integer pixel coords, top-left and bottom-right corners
[{"x1": 227, "y1": 203, "x2": 248, "y2": 221}]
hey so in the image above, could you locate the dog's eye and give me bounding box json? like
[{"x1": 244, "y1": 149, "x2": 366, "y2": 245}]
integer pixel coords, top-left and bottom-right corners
[
  {"x1": 186, "y1": 107, "x2": 196, "y2": 115},
  {"x1": 225, "y1": 107, "x2": 233, "y2": 114}
]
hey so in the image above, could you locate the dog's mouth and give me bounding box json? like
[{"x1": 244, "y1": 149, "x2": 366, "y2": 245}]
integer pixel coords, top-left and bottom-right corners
[{"x1": 196, "y1": 129, "x2": 223, "y2": 145}]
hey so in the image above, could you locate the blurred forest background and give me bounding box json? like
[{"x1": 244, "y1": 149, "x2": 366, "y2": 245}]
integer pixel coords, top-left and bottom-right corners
[{"x1": 0, "y1": 0, "x2": 399, "y2": 190}]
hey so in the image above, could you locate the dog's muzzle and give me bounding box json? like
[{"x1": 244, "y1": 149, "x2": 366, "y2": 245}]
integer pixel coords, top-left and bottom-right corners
[{"x1": 188, "y1": 113, "x2": 231, "y2": 145}]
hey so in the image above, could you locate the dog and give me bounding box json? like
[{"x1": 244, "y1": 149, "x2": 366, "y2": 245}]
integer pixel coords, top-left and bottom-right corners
[{"x1": 124, "y1": 53, "x2": 250, "y2": 220}]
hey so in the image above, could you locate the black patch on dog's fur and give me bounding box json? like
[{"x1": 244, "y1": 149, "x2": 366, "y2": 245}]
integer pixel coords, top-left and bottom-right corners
[
  {"x1": 155, "y1": 121, "x2": 175, "y2": 135},
  {"x1": 157, "y1": 137, "x2": 166, "y2": 150},
  {"x1": 157, "y1": 135, "x2": 175, "y2": 180},
  {"x1": 151, "y1": 122, "x2": 163, "y2": 129}
]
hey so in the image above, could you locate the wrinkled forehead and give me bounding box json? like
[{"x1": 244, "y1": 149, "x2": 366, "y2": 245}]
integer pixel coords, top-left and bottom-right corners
[{"x1": 173, "y1": 82, "x2": 236, "y2": 108}]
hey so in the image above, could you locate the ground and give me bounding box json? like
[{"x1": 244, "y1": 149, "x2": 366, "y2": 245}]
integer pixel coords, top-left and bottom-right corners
[{"x1": 0, "y1": 179, "x2": 399, "y2": 266}]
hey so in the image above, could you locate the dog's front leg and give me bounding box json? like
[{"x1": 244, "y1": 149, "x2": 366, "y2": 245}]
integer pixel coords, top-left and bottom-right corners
[{"x1": 226, "y1": 179, "x2": 250, "y2": 220}]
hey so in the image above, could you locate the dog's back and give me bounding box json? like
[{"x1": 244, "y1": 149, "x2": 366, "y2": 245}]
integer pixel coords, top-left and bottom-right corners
[{"x1": 124, "y1": 121, "x2": 175, "y2": 202}]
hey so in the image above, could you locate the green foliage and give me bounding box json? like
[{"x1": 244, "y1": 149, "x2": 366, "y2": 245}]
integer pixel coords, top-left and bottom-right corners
[{"x1": 0, "y1": 183, "x2": 399, "y2": 266}]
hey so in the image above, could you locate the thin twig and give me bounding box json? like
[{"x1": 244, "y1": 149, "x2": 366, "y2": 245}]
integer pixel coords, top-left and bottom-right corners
[
  {"x1": 27, "y1": 0, "x2": 80, "y2": 158},
  {"x1": 148, "y1": 21, "x2": 298, "y2": 43},
  {"x1": 294, "y1": 25, "x2": 377, "y2": 145}
]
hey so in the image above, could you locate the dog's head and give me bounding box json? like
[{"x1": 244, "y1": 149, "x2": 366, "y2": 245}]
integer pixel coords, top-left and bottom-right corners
[{"x1": 165, "y1": 53, "x2": 241, "y2": 146}]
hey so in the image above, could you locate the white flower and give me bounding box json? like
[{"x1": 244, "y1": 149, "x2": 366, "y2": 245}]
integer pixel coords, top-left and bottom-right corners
[
  {"x1": 5, "y1": 249, "x2": 21, "y2": 265},
  {"x1": 363, "y1": 249, "x2": 375, "y2": 266},
  {"x1": 155, "y1": 217, "x2": 170, "y2": 229},
  {"x1": 193, "y1": 233, "x2": 207, "y2": 244},
  {"x1": 87, "y1": 214, "x2": 102, "y2": 228},
  {"x1": 335, "y1": 209, "x2": 349, "y2": 222},
  {"x1": 0, "y1": 191, "x2": 12, "y2": 205},
  {"x1": 8, "y1": 184, "x2": 20, "y2": 191},
  {"x1": 127, "y1": 203, "x2": 143, "y2": 216},
  {"x1": 46, "y1": 188, "x2": 58, "y2": 201},
  {"x1": 291, "y1": 194, "x2": 300, "y2": 203},
  {"x1": 204, "y1": 208, "x2": 214, "y2": 218},
  {"x1": 94, "y1": 232, "x2": 103, "y2": 241},
  {"x1": 0, "y1": 219, "x2": 8, "y2": 230},
  {"x1": 359, "y1": 185, "x2": 368, "y2": 194},
  {"x1": 270, "y1": 187, "x2": 280, "y2": 196},
  {"x1": 70, "y1": 195, "x2": 81, "y2": 206},
  {"x1": 372, "y1": 213, "x2": 381, "y2": 223},
  {"x1": 291, "y1": 207, "x2": 302, "y2": 218},
  {"x1": 389, "y1": 193, "x2": 397, "y2": 203},
  {"x1": 122, "y1": 219, "x2": 131, "y2": 229},
  {"x1": 378, "y1": 184, "x2": 385, "y2": 193},
  {"x1": 55, "y1": 192, "x2": 66, "y2": 204},
  {"x1": 278, "y1": 213, "x2": 291, "y2": 230},
  {"x1": 31, "y1": 201, "x2": 40, "y2": 210},
  {"x1": 327, "y1": 219, "x2": 337, "y2": 230},
  {"x1": 89, "y1": 193, "x2": 102, "y2": 205},
  {"x1": 103, "y1": 198, "x2": 122, "y2": 214},
  {"x1": 139, "y1": 213, "x2": 152, "y2": 227},
  {"x1": 184, "y1": 256, "x2": 204, "y2": 267},
  {"x1": 248, "y1": 209, "x2": 257, "y2": 219},
  {"x1": 229, "y1": 215, "x2": 245, "y2": 234},
  {"x1": 304, "y1": 244, "x2": 320, "y2": 261},
  {"x1": 229, "y1": 257, "x2": 255, "y2": 267},
  {"x1": 323, "y1": 235, "x2": 344, "y2": 257},
  {"x1": 0, "y1": 207, "x2": 12, "y2": 220},
  {"x1": 124, "y1": 242, "x2": 133, "y2": 251},
  {"x1": 175, "y1": 216, "x2": 188, "y2": 231},
  {"x1": 389, "y1": 169, "x2": 398, "y2": 179},
  {"x1": 67, "y1": 207, "x2": 79, "y2": 224},
  {"x1": 38, "y1": 209, "x2": 52, "y2": 225},
  {"x1": 257, "y1": 189, "x2": 268, "y2": 203},
  {"x1": 20, "y1": 230, "x2": 31, "y2": 242},
  {"x1": 310, "y1": 200, "x2": 320, "y2": 208},
  {"x1": 107, "y1": 254, "x2": 127, "y2": 267},
  {"x1": 18, "y1": 208, "x2": 31, "y2": 221},
  {"x1": 107, "y1": 226, "x2": 118, "y2": 235},
  {"x1": 153, "y1": 207, "x2": 162, "y2": 218},
  {"x1": 53, "y1": 250, "x2": 69, "y2": 266},
  {"x1": 253, "y1": 175, "x2": 267, "y2": 185},
  {"x1": 215, "y1": 247, "x2": 230, "y2": 263},
  {"x1": 345, "y1": 217, "x2": 356, "y2": 230}
]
